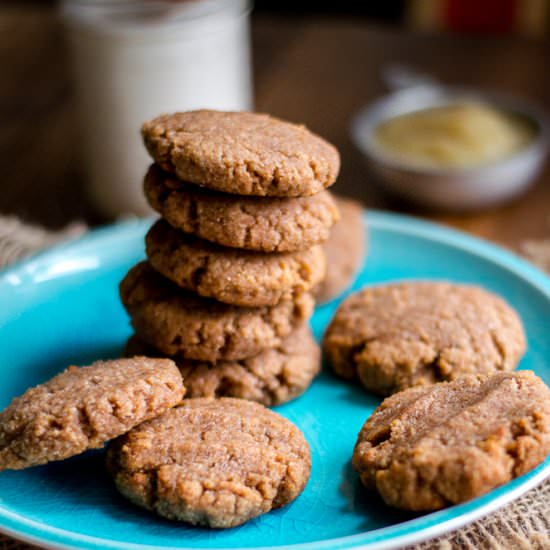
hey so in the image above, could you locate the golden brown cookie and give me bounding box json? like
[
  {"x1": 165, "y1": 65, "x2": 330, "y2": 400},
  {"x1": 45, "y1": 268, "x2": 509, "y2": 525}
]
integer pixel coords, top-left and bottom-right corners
[
  {"x1": 145, "y1": 219, "x2": 326, "y2": 307},
  {"x1": 323, "y1": 282, "x2": 526, "y2": 396},
  {"x1": 353, "y1": 371, "x2": 550, "y2": 511},
  {"x1": 141, "y1": 110, "x2": 340, "y2": 197},
  {"x1": 106, "y1": 398, "x2": 311, "y2": 527},
  {"x1": 125, "y1": 323, "x2": 320, "y2": 406},
  {"x1": 0, "y1": 358, "x2": 184, "y2": 471},
  {"x1": 315, "y1": 196, "x2": 365, "y2": 303},
  {"x1": 120, "y1": 262, "x2": 314, "y2": 362},
  {"x1": 144, "y1": 164, "x2": 340, "y2": 252}
]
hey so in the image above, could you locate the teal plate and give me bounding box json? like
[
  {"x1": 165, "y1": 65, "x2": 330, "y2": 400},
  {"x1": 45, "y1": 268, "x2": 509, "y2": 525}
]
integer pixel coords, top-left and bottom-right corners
[{"x1": 0, "y1": 211, "x2": 549, "y2": 550}]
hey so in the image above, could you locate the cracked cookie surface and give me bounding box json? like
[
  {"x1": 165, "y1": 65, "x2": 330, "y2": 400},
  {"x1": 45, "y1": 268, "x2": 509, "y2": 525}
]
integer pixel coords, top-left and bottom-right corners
[
  {"x1": 315, "y1": 196, "x2": 365, "y2": 303},
  {"x1": 125, "y1": 323, "x2": 320, "y2": 406},
  {"x1": 120, "y1": 262, "x2": 314, "y2": 362},
  {"x1": 141, "y1": 110, "x2": 340, "y2": 197},
  {"x1": 144, "y1": 164, "x2": 340, "y2": 252},
  {"x1": 0, "y1": 358, "x2": 184, "y2": 471},
  {"x1": 106, "y1": 397, "x2": 311, "y2": 527},
  {"x1": 146, "y1": 219, "x2": 326, "y2": 307},
  {"x1": 323, "y1": 282, "x2": 526, "y2": 396},
  {"x1": 352, "y1": 371, "x2": 550, "y2": 511}
]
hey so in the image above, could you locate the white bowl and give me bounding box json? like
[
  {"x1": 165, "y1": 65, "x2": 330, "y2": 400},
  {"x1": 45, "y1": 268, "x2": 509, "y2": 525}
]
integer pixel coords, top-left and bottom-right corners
[{"x1": 351, "y1": 86, "x2": 550, "y2": 210}]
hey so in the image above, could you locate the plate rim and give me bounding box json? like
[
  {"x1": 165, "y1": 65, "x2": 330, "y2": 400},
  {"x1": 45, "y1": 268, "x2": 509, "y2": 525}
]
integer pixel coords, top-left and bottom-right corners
[{"x1": 0, "y1": 210, "x2": 549, "y2": 550}]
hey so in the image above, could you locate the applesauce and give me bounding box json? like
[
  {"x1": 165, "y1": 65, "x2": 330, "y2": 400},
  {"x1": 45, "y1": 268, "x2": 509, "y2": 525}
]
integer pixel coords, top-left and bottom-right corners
[{"x1": 374, "y1": 103, "x2": 536, "y2": 169}]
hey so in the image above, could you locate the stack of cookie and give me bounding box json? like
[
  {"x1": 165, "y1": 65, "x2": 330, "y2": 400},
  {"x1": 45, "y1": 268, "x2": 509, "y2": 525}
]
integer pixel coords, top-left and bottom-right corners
[{"x1": 121, "y1": 110, "x2": 341, "y2": 406}]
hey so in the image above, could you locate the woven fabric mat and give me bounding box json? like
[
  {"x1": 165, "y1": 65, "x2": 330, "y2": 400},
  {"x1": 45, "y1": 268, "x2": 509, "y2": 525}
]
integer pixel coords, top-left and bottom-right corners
[{"x1": 0, "y1": 215, "x2": 548, "y2": 550}]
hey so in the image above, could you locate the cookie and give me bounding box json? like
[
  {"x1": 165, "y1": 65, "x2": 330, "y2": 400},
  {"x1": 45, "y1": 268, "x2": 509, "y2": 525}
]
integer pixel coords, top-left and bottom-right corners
[
  {"x1": 352, "y1": 371, "x2": 550, "y2": 511},
  {"x1": 0, "y1": 358, "x2": 184, "y2": 471},
  {"x1": 141, "y1": 110, "x2": 340, "y2": 197},
  {"x1": 125, "y1": 323, "x2": 320, "y2": 406},
  {"x1": 107, "y1": 397, "x2": 311, "y2": 527},
  {"x1": 145, "y1": 219, "x2": 326, "y2": 307},
  {"x1": 323, "y1": 282, "x2": 526, "y2": 396},
  {"x1": 315, "y1": 196, "x2": 365, "y2": 303},
  {"x1": 120, "y1": 262, "x2": 314, "y2": 362},
  {"x1": 144, "y1": 164, "x2": 340, "y2": 252}
]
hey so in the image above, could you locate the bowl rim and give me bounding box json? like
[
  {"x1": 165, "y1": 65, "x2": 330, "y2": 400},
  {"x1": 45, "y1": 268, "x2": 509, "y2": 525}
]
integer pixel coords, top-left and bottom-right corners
[{"x1": 350, "y1": 85, "x2": 550, "y2": 177}]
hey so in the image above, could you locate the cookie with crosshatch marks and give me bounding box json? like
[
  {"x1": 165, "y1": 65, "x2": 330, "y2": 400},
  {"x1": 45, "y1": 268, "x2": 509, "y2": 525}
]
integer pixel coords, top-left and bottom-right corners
[
  {"x1": 125, "y1": 323, "x2": 320, "y2": 406},
  {"x1": 352, "y1": 371, "x2": 550, "y2": 511},
  {"x1": 106, "y1": 397, "x2": 311, "y2": 527},
  {"x1": 119, "y1": 262, "x2": 314, "y2": 362},
  {"x1": 323, "y1": 281, "x2": 525, "y2": 396},
  {"x1": 144, "y1": 164, "x2": 340, "y2": 252},
  {"x1": 141, "y1": 110, "x2": 340, "y2": 197},
  {"x1": 0, "y1": 357, "x2": 184, "y2": 471},
  {"x1": 145, "y1": 219, "x2": 326, "y2": 307}
]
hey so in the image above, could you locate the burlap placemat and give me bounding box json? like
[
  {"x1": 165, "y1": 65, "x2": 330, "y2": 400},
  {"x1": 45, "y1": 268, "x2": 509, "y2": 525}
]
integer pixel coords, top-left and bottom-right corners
[{"x1": 0, "y1": 215, "x2": 548, "y2": 550}]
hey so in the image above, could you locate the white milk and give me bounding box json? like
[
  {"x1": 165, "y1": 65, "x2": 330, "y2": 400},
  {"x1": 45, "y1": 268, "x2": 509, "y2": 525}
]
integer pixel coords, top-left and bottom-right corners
[{"x1": 62, "y1": 0, "x2": 253, "y2": 217}]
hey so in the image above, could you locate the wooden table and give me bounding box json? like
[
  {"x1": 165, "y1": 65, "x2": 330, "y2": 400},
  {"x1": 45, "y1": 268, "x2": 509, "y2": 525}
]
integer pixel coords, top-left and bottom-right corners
[{"x1": 1, "y1": 5, "x2": 550, "y2": 251}]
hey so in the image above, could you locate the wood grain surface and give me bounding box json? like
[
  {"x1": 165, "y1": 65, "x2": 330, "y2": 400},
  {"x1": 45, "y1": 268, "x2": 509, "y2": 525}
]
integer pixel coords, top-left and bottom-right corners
[{"x1": 1, "y1": 6, "x2": 549, "y2": 248}]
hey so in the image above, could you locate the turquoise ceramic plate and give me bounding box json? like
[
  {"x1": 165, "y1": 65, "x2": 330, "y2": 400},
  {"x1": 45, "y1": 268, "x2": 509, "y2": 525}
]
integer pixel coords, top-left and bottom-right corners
[{"x1": 0, "y1": 211, "x2": 549, "y2": 550}]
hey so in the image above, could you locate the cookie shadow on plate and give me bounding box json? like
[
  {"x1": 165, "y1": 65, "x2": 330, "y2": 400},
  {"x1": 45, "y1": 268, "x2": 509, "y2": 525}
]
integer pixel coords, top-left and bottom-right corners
[
  {"x1": 340, "y1": 460, "x2": 419, "y2": 530},
  {"x1": 6, "y1": 450, "x2": 115, "y2": 507},
  {"x1": 24, "y1": 450, "x2": 209, "y2": 533},
  {"x1": 319, "y1": 361, "x2": 382, "y2": 410},
  {"x1": 341, "y1": 381, "x2": 382, "y2": 410}
]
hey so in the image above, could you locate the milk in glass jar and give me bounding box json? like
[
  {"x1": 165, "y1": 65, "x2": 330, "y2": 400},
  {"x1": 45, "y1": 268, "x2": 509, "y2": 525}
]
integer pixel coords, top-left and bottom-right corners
[{"x1": 62, "y1": 0, "x2": 253, "y2": 216}]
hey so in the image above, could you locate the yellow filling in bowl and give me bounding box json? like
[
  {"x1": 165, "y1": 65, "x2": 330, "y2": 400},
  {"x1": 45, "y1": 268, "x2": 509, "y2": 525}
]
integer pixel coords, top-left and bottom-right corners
[{"x1": 374, "y1": 103, "x2": 536, "y2": 169}]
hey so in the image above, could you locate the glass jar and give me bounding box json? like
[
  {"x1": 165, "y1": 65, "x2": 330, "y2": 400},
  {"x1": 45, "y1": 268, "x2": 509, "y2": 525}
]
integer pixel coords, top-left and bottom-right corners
[{"x1": 61, "y1": 0, "x2": 253, "y2": 217}]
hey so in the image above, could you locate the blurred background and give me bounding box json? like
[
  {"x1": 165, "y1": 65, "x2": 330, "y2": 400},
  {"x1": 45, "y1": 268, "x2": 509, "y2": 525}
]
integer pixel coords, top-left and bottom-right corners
[{"x1": 1, "y1": 0, "x2": 550, "y2": 250}]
